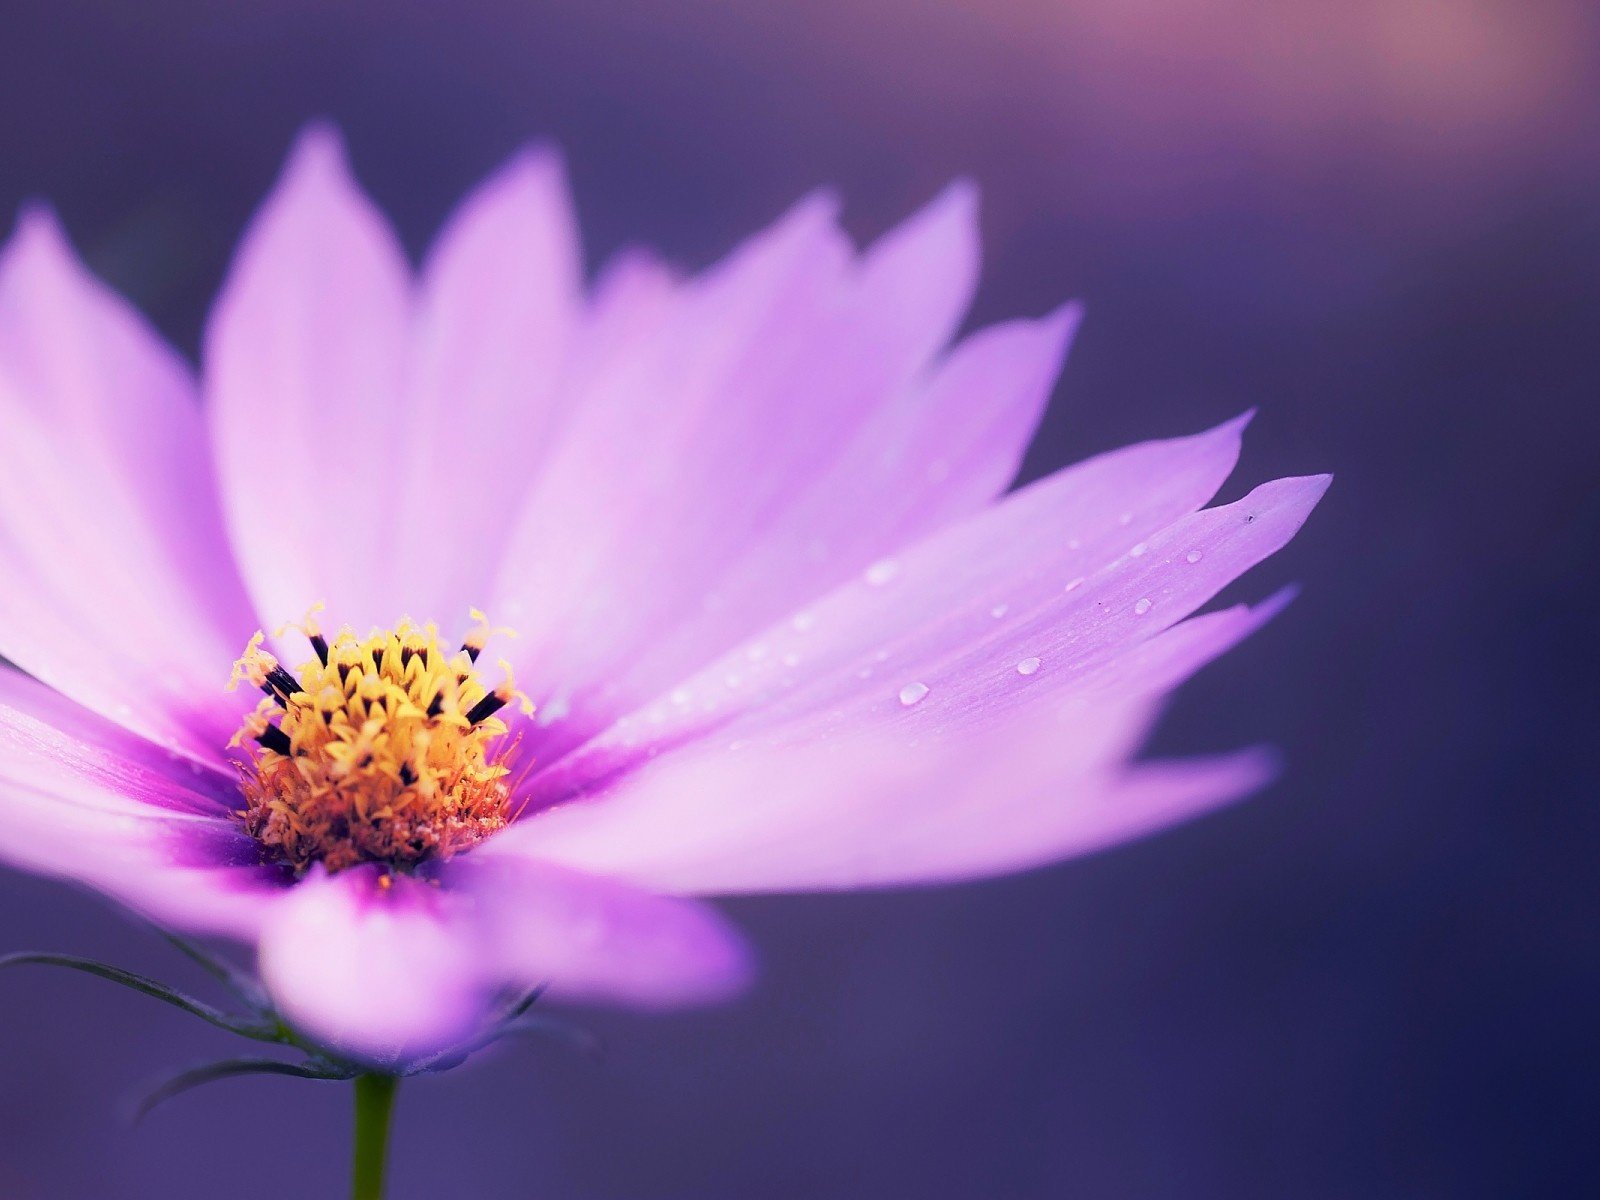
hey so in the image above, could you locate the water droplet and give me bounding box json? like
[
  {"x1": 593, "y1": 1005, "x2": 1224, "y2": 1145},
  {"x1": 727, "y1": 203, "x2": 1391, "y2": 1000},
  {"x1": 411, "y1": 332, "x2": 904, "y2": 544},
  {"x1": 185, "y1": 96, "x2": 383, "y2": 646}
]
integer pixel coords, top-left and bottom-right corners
[
  {"x1": 745, "y1": 643, "x2": 769, "y2": 662},
  {"x1": 670, "y1": 688, "x2": 691, "y2": 706},
  {"x1": 722, "y1": 673, "x2": 743, "y2": 689},
  {"x1": 1067, "y1": 537, "x2": 1082, "y2": 551},
  {"x1": 791, "y1": 611, "x2": 817, "y2": 633},
  {"x1": 898, "y1": 682, "x2": 930, "y2": 707},
  {"x1": 1129, "y1": 542, "x2": 1148, "y2": 557},
  {"x1": 1016, "y1": 656, "x2": 1041, "y2": 676},
  {"x1": 781, "y1": 652, "x2": 802, "y2": 668},
  {"x1": 990, "y1": 604, "x2": 1009, "y2": 619},
  {"x1": 1134, "y1": 597, "x2": 1152, "y2": 615},
  {"x1": 873, "y1": 648, "x2": 889, "y2": 662},
  {"x1": 857, "y1": 667, "x2": 874, "y2": 680},
  {"x1": 1118, "y1": 511, "x2": 1133, "y2": 526},
  {"x1": 1063, "y1": 577, "x2": 1084, "y2": 592},
  {"x1": 864, "y1": 559, "x2": 899, "y2": 586},
  {"x1": 1186, "y1": 549, "x2": 1203, "y2": 564}
]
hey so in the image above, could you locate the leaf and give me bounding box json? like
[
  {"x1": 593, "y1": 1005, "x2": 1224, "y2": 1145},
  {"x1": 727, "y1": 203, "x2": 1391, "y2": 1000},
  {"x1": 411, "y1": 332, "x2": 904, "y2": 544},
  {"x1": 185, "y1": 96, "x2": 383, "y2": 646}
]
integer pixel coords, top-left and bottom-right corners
[
  {"x1": 151, "y1": 927, "x2": 271, "y2": 1012},
  {"x1": 0, "y1": 952, "x2": 279, "y2": 1041},
  {"x1": 132, "y1": 1057, "x2": 356, "y2": 1122}
]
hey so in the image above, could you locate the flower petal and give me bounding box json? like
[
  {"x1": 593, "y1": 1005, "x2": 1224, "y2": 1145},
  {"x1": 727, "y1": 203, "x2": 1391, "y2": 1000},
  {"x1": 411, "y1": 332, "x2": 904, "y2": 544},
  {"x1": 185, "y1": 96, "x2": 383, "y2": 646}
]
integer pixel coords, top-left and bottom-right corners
[
  {"x1": 258, "y1": 858, "x2": 750, "y2": 1065},
  {"x1": 492, "y1": 187, "x2": 1059, "y2": 756},
  {"x1": 525, "y1": 415, "x2": 1259, "y2": 803},
  {"x1": 0, "y1": 210, "x2": 259, "y2": 758},
  {"x1": 494, "y1": 466, "x2": 1326, "y2": 892},
  {"x1": 496, "y1": 592, "x2": 1291, "y2": 892},
  {"x1": 205, "y1": 125, "x2": 413, "y2": 635},
  {"x1": 0, "y1": 670, "x2": 281, "y2": 937},
  {"x1": 446, "y1": 853, "x2": 753, "y2": 1009},
  {"x1": 392, "y1": 146, "x2": 585, "y2": 622},
  {"x1": 257, "y1": 867, "x2": 482, "y2": 1065}
]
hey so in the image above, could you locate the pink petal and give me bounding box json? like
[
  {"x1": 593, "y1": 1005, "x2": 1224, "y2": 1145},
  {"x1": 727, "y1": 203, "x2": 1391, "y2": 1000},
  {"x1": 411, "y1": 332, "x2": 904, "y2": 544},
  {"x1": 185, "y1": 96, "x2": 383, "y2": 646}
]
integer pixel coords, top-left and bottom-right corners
[
  {"x1": 493, "y1": 697, "x2": 1274, "y2": 894},
  {"x1": 526, "y1": 415, "x2": 1258, "y2": 802},
  {"x1": 490, "y1": 187, "x2": 1056, "y2": 757},
  {"x1": 205, "y1": 125, "x2": 413, "y2": 635},
  {"x1": 0, "y1": 210, "x2": 259, "y2": 758},
  {"x1": 392, "y1": 147, "x2": 585, "y2": 622},
  {"x1": 447, "y1": 853, "x2": 753, "y2": 1009},
  {"x1": 259, "y1": 858, "x2": 750, "y2": 1064},
  {"x1": 0, "y1": 671, "x2": 280, "y2": 938},
  {"x1": 492, "y1": 471, "x2": 1326, "y2": 892},
  {"x1": 257, "y1": 867, "x2": 482, "y2": 1065}
]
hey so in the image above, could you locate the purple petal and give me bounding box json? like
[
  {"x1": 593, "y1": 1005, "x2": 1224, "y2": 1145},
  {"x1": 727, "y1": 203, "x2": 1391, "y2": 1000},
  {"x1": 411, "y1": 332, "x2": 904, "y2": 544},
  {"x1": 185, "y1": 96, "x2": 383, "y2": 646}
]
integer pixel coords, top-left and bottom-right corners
[
  {"x1": 393, "y1": 146, "x2": 585, "y2": 623},
  {"x1": 490, "y1": 186, "x2": 1068, "y2": 758},
  {"x1": 0, "y1": 210, "x2": 259, "y2": 758},
  {"x1": 492, "y1": 697, "x2": 1274, "y2": 894},
  {"x1": 258, "y1": 858, "x2": 750, "y2": 1064},
  {"x1": 0, "y1": 673, "x2": 280, "y2": 937},
  {"x1": 257, "y1": 867, "x2": 483, "y2": 1065},
  {"x1": 490, "y1": 469, "x2": 1326, "y2": 892},
  {"x1": 447, "y1": 853, "x2": 753, "y2": 1009},
  {"x1": 527, "y1": 415, "x2": 1257, "y2": 802},
  {"x1": 205, "y1": 125, "x2": 413, "y2": 635}
]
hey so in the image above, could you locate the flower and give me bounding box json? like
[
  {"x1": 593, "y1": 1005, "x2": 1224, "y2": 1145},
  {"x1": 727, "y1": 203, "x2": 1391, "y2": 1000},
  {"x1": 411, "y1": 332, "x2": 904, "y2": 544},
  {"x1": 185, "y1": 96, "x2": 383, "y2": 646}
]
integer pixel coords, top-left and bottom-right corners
[{"x1": 0, "y1": 125, "x2": 1328, "y2": 1065}]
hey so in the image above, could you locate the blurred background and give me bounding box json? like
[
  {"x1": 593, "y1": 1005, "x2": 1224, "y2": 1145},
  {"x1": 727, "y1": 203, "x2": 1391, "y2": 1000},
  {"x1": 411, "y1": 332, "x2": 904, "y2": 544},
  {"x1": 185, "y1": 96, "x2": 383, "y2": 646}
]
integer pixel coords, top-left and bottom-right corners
[{"x1": 0, "y1": 1, "x2": 1596, "y2": 1196}]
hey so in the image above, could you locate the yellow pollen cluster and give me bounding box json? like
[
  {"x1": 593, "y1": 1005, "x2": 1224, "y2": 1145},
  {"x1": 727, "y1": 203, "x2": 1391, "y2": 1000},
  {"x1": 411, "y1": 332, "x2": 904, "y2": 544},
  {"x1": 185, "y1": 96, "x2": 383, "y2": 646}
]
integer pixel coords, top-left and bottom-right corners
[{"x1": 229, "y1": 609, "x2": 530, "y2": 875}]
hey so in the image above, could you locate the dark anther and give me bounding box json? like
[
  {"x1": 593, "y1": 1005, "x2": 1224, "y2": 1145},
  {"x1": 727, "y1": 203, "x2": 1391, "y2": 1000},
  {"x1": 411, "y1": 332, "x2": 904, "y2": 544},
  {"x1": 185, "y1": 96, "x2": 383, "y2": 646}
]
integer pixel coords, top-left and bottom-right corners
[
  {"x1": 401, "y1": 646, "x2": 417, "y2": 667},
  {"x1": 255, "y1": 724, "x2": 293, "y2": 755},
  {"x1": 466, "y1": 690, "x2": 509, "y2": 725},
  {"x1": 310, "y1": 633, "x2": 330, "y2": 665},
  {"x1": 399, "y1": 764, "x2": 417, "y2": 786},
  {"x1": 426, "y1": 693, "x2": 444, "y2": 718},
  {"x1": 462, "y1": 641, "x2": 482, "y2": 664},
  {"x1": 262, "y1": 665, "x2": 302, "y2": 706}
]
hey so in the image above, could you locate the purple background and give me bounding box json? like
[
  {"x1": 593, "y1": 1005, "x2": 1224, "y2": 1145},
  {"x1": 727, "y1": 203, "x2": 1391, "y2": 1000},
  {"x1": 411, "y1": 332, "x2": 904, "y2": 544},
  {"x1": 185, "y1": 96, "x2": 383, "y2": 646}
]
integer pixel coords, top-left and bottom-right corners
[{"x1": 0, "y1": 2, "x2": 1596, "y2": 1196}]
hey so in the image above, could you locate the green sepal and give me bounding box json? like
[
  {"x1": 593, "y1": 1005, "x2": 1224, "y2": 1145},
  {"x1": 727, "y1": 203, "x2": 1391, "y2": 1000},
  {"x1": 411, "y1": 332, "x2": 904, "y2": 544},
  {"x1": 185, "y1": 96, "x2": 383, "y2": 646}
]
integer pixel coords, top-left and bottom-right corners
[
  {"x1": 0, "y1": 952, "x2": 280, "y2": 1041},
  {"x1": 132, "y1": 1056, "x2": 357, "y2": 1122}
]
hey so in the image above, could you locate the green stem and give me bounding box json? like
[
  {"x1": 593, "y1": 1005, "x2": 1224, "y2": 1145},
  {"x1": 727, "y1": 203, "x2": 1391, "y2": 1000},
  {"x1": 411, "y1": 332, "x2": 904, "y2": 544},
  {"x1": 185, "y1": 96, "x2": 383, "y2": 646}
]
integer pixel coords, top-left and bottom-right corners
[{"x1": 350, "y1": 1074, "x2": 398, "y2": 1200}]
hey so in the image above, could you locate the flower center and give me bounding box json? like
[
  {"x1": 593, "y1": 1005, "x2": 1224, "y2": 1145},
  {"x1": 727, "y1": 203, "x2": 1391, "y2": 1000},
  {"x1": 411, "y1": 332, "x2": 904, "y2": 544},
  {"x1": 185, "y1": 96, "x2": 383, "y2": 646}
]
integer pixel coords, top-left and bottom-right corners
[{"x1": 228, "y1": 609, "x2": 526, "y2": 875}]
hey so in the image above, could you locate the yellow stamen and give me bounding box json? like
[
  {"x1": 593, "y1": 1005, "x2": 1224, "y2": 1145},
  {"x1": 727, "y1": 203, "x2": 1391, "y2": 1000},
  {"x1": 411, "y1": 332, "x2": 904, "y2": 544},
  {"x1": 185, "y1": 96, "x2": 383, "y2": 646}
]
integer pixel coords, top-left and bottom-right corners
[{"x1": 229, "y1": 612, "x2": 532, "y2": 874}]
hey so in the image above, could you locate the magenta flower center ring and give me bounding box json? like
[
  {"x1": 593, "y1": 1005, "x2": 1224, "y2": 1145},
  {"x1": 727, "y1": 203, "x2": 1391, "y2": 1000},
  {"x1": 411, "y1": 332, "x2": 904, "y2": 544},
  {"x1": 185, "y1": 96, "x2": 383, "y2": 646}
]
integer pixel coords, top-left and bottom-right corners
[{"x1": 229, "y1": 609, "x2": 526, "y2": 874}]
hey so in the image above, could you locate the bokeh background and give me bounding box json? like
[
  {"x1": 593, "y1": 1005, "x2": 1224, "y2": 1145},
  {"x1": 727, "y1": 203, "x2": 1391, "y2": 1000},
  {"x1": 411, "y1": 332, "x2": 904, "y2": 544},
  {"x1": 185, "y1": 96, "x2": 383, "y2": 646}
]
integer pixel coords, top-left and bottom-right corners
[{"x1": 0, "y1": 1, "x2": 1596, "y2": 1196}]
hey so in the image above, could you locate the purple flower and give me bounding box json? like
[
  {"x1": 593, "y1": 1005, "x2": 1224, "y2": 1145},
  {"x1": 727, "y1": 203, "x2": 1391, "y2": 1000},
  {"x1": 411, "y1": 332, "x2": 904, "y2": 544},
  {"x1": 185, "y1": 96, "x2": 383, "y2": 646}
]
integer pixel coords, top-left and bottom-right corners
[{"x1": 0, "y1": 127, "x2": 1328, "y2": 1065}]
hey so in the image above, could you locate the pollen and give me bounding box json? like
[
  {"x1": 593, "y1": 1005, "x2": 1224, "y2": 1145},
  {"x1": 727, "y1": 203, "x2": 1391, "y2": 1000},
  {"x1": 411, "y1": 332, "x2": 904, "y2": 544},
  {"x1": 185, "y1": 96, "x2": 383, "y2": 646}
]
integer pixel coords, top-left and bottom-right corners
[{"x1": 228, "y1": 608, "x2": 531, "y2": 875}]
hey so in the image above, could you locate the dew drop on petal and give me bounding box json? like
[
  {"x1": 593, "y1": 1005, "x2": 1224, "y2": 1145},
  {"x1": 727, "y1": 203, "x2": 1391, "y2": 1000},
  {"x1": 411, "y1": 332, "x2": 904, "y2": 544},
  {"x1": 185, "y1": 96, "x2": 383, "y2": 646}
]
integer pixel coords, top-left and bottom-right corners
[
  {"x1": 781, "y1": 652, "x2": 802, "y2": 668},
  {"x1": 1016, "y1": 656, "x2": 1041, "y2": 676},
  {"x1": 990, "y1": 603, "x2": 1009, "y2": 619},
  {"x1": 1064, "y1": 577, "x2": 1085, "y2": 592},
  {"x1": 898, "y1": 682, "x2": 930, "y2": 707},
  {"x1": 1129, "y1": 542, "x2": 1148, "y2": 557},
  {"x1": 864, "y1": 559, "x2": 900, "y2": 586},
  {"x1": 1134, "y1": 597, "x2": 1153, "y2": 615},
  {"x1": 791, "y1": 611, "x2": 817, "y2": 633},
  {"x1": 1186, "y1": 549, "x2": 1203, "y2": 564},
  {"x1": 1118, "y1": 511, "x2": 1133, "y2": 526}
]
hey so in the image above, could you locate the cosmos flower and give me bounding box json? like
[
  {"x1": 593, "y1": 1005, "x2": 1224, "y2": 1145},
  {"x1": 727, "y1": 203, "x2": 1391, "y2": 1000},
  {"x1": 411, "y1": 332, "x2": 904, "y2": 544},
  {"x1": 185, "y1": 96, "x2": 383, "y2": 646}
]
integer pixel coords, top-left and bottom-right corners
[{"x1": 0, "y1": 126, "x2": 1327, "y2": 1065}]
